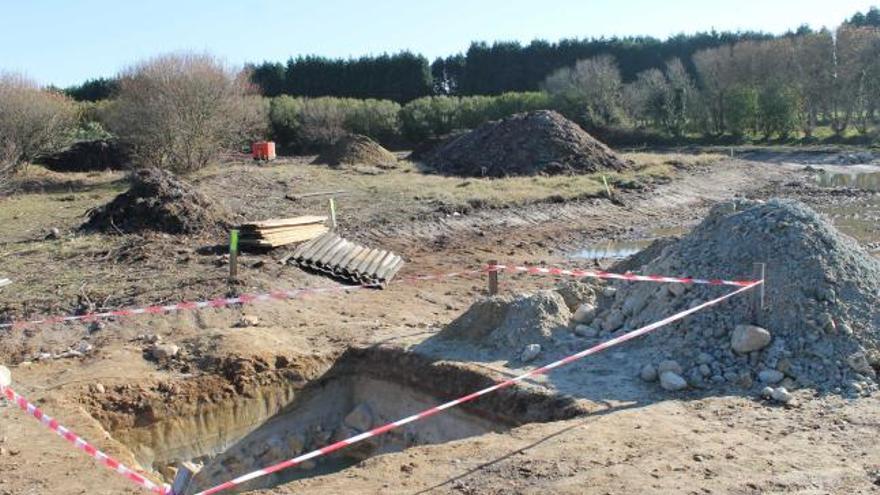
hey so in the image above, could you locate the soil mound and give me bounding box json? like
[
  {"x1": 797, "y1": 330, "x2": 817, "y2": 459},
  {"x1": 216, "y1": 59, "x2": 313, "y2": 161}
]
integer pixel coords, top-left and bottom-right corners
[
  {"x1": 426, "y1": 110, "x2": 630, "y2": 177},
  {"x1": 38, "y1": 139, "x2": 129, "y2": 172},
  {"x1": 314, "y1": 134, "x2": 397, "y2": 168},
  {"x1": 81, "y1": 168, "x2": 226, "y2": 234},
  {"x1": 439, "y1": 290, "x2": 573, "y2": 350},
  {"x1": 592, "y1": 199, "x2": 880, "y2": 393}
]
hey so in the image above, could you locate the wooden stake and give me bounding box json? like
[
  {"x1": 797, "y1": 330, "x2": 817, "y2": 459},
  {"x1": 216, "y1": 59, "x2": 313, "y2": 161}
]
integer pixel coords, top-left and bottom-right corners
[
  {"x1": 228, "y1": 229, "x2": 239, "y2": 282},
  {"x1": 752, "y1": 262, "x2": 765, "y2": 323},
  {"x1": 602, "y1": 175, "x2": 613, "y2": 199},
  {"x1": 488, "y1": 259, "x2": 499, "y2": 296},
  {"x1": 328, "y1": 197, "x2": 337, "y2": 229}
]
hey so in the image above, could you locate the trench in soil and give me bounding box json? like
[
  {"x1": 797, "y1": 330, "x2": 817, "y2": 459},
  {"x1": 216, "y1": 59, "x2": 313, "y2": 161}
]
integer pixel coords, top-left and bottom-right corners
[{"x1": 92, "y1": 348, "x2": 587, "y2": 493}]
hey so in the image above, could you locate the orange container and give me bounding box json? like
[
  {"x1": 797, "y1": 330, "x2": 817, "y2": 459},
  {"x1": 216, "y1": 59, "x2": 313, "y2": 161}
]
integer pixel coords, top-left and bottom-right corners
[{"x1": 251, "y1": 141, "x2": 276, "y2": 161}]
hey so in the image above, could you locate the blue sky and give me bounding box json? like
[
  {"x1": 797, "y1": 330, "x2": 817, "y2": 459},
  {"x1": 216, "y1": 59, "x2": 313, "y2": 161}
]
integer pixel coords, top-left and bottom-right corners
[{"x1": 0, "y1": 0, "x2": 876, "y2": 87}]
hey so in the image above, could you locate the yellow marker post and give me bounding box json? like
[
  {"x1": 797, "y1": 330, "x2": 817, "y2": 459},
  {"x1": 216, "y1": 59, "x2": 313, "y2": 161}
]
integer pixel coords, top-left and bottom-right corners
[{"x1": 329, "y1": 197, "x2": 337, "y2": 229}]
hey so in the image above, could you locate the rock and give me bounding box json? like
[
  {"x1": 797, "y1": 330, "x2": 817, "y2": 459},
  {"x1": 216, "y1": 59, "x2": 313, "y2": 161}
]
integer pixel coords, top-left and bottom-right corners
[
  {"x1": 818, "y1": 313, "x2": 836, "y2": 334},
  {"x1": 698, "y1": 364, "x2": 712, "y2": 377},
  {"x1": 761, "y1": 386, "x2": 774, "y2": 399},
  {"x1": 150, "y1": 344, "x2": 180, "y2": 360},
  {"x1": 572, "y1": 304, "x2": 597, "y2": 324},
  {"x1": 236, "y1": 315, "x2": 260, "y2": 328},
  {"x1": 640, "y1": 364, "x2": 658, "y2": 382},
  {"x1": 730, "y1": 325, "x2": 771, "y2": 354},
  {"x1": 344, "y1": 403, "x2": 374, "y2": 432},
  {"x1": 45, "y1": 227, "x2": 61, "y2": 240},
  {"x1": 601, "y1": 310, "x2": 625, "y2": 332},
  {"x1": 574, "y1": 325, "x2": 598, "y2": 338},
  {"x1": 0, "y1": 366, "x2": 10, "y2": 387},
  {"x1": 89, "y1": 383, "x2": 105, "y2": 394},
  {"x1": 668, "y1": 283, "x2": 687, "y2": 298},
  {"x1": 770, "y1": 387, "x2": 793, "y2": 404},
  {"x1": 520, "y1": 344, "x2": 542, "y2": 362},
  {"x1": 286, "y1": 433, "x2": 306, "y2": 454},
  {"x1": 696, "y1": 352, "x2": 714, "y2": 365},
  {"x1": 758, "y1": 369, "x2": 784, "y2": 384},
  {"x1": 659, "y1": 371, "x2": 688, "y2": 391},
  {"x1": 657, "y1": 360, "x2": 683, "y2": 375},
  {"x1": 846, "y1": 352, "x2": 876, "y2": 378},
  {"x1": 89, "y1": 321, "x2": 105, "y2": 333}
]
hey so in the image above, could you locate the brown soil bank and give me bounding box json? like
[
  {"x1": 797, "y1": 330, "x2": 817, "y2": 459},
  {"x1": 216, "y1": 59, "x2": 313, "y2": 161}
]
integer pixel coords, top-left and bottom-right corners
[
  {"x1": 81, "y1": 167, "x2": 226, "y2": 234},
  {"x1": 314, "y1": 134, "x2": 397, "y2": 168},
  {"x1": 426, "y1": 110, "x2": 630, "y2": 177}
]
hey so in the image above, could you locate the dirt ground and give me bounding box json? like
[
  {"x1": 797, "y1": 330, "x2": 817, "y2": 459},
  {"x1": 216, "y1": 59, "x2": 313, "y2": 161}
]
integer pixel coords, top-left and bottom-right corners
[{"x1": 1, "y1": 149, "x2": 879, "y2": 495}]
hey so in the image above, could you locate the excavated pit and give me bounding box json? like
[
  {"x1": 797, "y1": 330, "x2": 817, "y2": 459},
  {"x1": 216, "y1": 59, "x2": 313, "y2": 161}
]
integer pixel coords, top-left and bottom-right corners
[{"x1": 88, "y1": 347, "x2": 587, "y2": 493}]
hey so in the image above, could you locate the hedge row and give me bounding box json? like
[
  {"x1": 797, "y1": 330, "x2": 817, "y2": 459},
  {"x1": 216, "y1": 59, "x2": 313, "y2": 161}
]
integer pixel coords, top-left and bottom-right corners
[{"x1": 268, "y1": 91, "x2": 553, "y2": 151}]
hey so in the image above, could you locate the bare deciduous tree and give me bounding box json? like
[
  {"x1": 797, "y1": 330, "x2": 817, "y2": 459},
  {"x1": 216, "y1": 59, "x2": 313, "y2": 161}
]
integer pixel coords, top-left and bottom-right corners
[
  {"x1": 542, "y1": 55, "x2": 625, "y2": 128},
  {"x1": 0, "y1": 72, "x2": 77, "y2": 189},
  {"x1": 105, "y1": 53, "x2": 267, "y2": 173}
]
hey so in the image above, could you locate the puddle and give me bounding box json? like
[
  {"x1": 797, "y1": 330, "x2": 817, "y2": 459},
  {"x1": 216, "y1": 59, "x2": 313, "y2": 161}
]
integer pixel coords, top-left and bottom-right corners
[
  {"x1": 570, "y1": 240, "x2": 652, "y2": 260},
  {"x1": 89, "y1": 347, "x2": 586, "y2": 493},
  {"x1": 815, "y1": 170, "x2": 880, "y2": 191}
]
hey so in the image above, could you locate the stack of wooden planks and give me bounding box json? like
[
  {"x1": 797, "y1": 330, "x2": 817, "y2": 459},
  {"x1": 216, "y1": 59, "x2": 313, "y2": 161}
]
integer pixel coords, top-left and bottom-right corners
[{"x1": 239, "y1": 216, "x2": 328, "y2": 248}]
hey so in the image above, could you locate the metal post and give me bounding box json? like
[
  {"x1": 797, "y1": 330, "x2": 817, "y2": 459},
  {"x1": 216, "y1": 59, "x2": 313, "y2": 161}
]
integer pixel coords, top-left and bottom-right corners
[
  {"x1": 170, "y1": 461, "x2": 201, "y2": 495},
  {"x1": 752, "y1": 262, "x2": 765, "y2": 323},
  {"x1": 488, "y1": 259, "x2": 499, "y2": 296},
  {"x1": 329, "y1": 197, "x2": 338, "y2": 229},
  {"x1": 228, "y1": 229, "x2": 239, "y2": 283}
]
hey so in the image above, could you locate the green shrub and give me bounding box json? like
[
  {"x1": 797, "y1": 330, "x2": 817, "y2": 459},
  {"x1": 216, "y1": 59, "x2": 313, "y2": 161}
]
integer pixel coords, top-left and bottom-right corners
[
  {"x1": 400, "y1": 92, "x2": 552, "y2": 142},
  {"x1": 758, "y1": 85, "x2": 801, "y2": 139},
  {"x1": 724, "y1": 86, "x2": 759, "y2": 137},
  {"x1": 269, "y1": 96, "x2": 401, "y2": 152}
]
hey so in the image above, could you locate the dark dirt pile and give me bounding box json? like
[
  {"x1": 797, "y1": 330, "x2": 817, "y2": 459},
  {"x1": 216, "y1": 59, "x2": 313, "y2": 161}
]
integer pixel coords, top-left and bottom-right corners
[
  {"x1": 314, "y1": 134, "x2": 397, "y2": 168},
  {"x1": 589, "y1": 199, "x2": 880, "y2": 394},
  {"x1": 38, "y1": 139, "x2": 129, "y2": 172},
  {"x1": 425, "y1": 110, "x2": 631, "y2": 177},
  {"x1": 81, "y1": 167, "x2": 226, "y2": 234}
]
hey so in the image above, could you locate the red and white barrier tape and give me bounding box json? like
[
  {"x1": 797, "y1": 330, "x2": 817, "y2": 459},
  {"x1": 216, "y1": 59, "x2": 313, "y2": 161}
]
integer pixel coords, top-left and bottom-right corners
[
  {"x1": 0, "y1": 284, "x2": 370, "y2": 331},
  {"x1": 0, "y1": 384, "x2": 169, "y2": 494},
  {"x1": 488, "y1": 264, "x2": 758, "y2": 287},
  {"x1": 0, "y1": 263, "x2": 754, "y2": 332},
  {"x1": 194, "y1": 280, "x2": 762, "y2": 495}
]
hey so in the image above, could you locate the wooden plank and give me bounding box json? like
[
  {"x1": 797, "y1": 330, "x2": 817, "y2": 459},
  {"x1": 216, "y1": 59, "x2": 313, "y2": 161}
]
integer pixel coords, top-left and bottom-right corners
[
  {"x1": 243, "y1": 220, "x2": 327, "y2": 232},
  {"x1": 239, "y1": 227, "x2": 329, "y2": 248},
  {"x1": 245, "y1": 225, "x2": 328, "y2": 241},
  {"x1": 239, "y1": 215, "x2": 328, "y2": 229}
]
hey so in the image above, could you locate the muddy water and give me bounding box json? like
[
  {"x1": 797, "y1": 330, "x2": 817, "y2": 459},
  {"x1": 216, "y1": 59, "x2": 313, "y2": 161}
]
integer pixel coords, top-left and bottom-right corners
[{"x1": 571, "y1": 239, "x2": 652, "y2": 260}]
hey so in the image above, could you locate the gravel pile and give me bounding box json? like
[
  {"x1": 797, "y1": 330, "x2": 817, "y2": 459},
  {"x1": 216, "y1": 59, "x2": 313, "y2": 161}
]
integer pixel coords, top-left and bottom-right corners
[
  {"x1": 440, "y1": 199, "x2": 879, "y2": 397},
  {"x1": 425, "y1": 110, "x2": 630, "y2": 177},
  {"x1": 439, "y1": 290, "x2": 575, "y2": 361},
  {"x1": 81, "y1": 167, "x2": 226, "y2": 234},
  {"x1": 585, "y1": 199, "x2": 880, "y2": 395}
]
